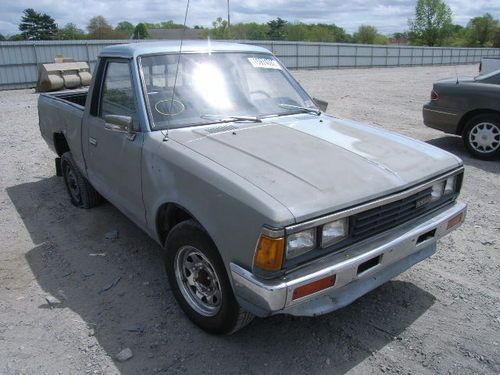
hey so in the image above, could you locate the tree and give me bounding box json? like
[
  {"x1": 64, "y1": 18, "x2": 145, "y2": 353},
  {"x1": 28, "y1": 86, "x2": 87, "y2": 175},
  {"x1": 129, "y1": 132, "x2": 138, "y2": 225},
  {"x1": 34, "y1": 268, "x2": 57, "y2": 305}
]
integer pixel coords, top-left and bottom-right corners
[
  {"x1": 18, "y1": 8, "x2": 58, "y2": 40},
  {"x1": 285, "y1": 23, "x2": 350, "y2": 42},
  {"x1": 133, "y1": 23, "x2": 149, "y2": 39},
  {"x1": 354, "y1": 25, "x2": 379, "y2": 44},
  {"x1": 207, "y1": 17, "x2": 232, "y2": 39},
  {"x1": 493, "y1": 27, "x2": 500, "y2": 48},
  {"x1": 9, "y1": 34, "x2": 25, "y2": 41},
  {"x1": 115, "y1": 21, "x2": 135, "y2": 37},
  {"x1": 57, "y1": 23, "x2": 85, "y2": 40},
  {"x1": 465, "y1": 13, "x2": 498, "y2": 46},
  {"x1": 267, "y1": 18, "x2": 287, "y2": 40},
  {"x1": 229, "y1": 22, "x2": 268, "y2": 40},
  {"x1": 87, "y1": 16, "x2": 114, "y2": 39},
  {"x1": 409, "y1": 0, "x2": 453, "y2": 46},
  {"x1": 144, "y1": 20, "x2": 187, "y2": 29},
  {"x1": 0, "y1": 33, "x2": 5, "y2": 41}
]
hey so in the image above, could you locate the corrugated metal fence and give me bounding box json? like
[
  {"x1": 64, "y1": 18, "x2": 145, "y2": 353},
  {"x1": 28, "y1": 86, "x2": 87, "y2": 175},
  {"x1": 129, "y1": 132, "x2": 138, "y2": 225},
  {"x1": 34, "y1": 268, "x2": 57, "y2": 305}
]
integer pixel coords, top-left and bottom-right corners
[{"x1": 1, "y1": 39, "x2": 499, "y2": 90}]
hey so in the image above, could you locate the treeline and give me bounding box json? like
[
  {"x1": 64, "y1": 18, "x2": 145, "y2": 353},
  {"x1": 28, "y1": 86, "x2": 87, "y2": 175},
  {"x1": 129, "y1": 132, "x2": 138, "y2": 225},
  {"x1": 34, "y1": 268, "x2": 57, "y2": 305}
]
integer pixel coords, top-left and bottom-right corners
[{"x1": 1, "y1": 1, "x2": 500, "y2": 48}]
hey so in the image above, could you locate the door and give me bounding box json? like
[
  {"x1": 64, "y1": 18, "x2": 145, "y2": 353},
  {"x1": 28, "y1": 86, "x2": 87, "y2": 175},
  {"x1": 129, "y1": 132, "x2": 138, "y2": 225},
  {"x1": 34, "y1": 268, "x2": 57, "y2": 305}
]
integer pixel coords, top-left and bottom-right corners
[{"x1": 85, "y1": 59, "x2": 145, "y2": 224}]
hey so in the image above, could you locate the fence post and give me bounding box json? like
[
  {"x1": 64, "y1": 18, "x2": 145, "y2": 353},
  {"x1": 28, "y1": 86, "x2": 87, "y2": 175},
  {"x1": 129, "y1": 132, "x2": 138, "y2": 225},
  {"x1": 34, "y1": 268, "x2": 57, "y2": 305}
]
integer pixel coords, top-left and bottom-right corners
[
  {"x1": 85, "y1": 42, "x2": 90, "y2": 65},
  {"x1": 295, "y1": 43, "x2": 299, "y2": 69},
  {"x1": 32, "y1": 42, "x2": 40, "y2": 86},
  {"x1": 336, "y1": 44, "x2": 340, "y2": 69},
  {"x1": 354, "y1": 45, "x2": 358, "y2": 68},
  {"x1": 397, "y1": 46, "x2": 400, "y2": 66},
  {"x1": 317, "y1": 44, "x2": 321, "y2": 69},
  {"x1": 32, "y1": 42, "x2": 39, "y2": 66}
]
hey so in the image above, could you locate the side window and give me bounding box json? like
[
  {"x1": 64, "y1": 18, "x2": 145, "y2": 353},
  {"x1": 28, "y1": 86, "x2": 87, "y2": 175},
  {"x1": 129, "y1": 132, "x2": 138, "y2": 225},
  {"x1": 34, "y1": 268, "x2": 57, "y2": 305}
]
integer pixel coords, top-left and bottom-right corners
[{"x1": 100, "y1": 61, "x2": 137, "y2": 122}]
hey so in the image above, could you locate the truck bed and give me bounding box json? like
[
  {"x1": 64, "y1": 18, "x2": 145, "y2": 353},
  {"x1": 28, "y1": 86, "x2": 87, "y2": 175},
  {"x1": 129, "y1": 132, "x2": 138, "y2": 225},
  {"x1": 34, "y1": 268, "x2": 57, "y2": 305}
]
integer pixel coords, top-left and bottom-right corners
[
  {"x1": 38, "y1": 89, "x2": 88, "y2": 174},
  {"x1": 42, "y1": 89, "x2": 88, "y2": 108}
]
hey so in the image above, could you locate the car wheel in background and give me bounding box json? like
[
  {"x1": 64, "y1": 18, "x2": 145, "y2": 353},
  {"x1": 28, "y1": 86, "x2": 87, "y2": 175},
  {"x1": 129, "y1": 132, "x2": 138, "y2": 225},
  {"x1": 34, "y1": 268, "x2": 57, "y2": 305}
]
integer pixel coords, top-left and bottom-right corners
[
  {"x1": 463, "y1": 114, "x2": 500, "y2": 160},
  {"x1": 61, "y1": 152, "x2": 102, "y2": 208},
  {"x1": 164, "y1": 220, "x2": 253, "y2": 334}
]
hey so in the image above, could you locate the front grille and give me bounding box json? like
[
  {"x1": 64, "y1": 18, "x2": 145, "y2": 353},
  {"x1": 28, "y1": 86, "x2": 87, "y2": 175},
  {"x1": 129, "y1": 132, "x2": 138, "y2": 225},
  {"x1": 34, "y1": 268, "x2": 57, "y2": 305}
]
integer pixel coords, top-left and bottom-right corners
[{"x1": 350, "y1": 187, "x2": 436, "y2": 239}]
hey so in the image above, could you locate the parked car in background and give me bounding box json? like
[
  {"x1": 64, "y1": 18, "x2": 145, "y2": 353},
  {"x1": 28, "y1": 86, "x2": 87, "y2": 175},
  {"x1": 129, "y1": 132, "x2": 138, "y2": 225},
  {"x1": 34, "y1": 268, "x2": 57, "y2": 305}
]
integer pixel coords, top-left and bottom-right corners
[
  {"x1": 39, "y1": 41, "x2": 467, "y2": 334},
  {"x1": 479, "y1": 57, "x2": 500, "y2": 76},
  {"x1": 423, "y1": 69, "x2": 500, "y2": 160}
]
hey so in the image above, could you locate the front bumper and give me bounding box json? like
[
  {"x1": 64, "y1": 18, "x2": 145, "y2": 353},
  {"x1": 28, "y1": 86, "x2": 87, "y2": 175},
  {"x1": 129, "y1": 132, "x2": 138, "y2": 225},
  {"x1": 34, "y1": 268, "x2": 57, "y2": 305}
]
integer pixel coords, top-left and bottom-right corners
[{"x1": 231, "y1": 201, "x2": 466, "y2": 317}]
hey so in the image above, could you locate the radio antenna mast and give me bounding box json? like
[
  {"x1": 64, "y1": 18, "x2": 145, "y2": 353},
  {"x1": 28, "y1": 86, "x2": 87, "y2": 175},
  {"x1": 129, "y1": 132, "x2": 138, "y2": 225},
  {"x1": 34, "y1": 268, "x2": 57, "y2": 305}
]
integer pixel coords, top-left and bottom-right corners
[{"x1": 164, "y1": 0, "x2": 190, "y2": 141}]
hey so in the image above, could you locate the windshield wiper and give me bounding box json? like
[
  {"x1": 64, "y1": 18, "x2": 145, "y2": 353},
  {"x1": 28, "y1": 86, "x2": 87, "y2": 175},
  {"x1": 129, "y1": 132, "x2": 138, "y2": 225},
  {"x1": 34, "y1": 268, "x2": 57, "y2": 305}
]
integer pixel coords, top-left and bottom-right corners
[
  {"x1": 201, "y1": 114, "x2": 262, "y2": 123},
  {"x1": 278, "y1": 104, "x2": 321, "y2": 116}
]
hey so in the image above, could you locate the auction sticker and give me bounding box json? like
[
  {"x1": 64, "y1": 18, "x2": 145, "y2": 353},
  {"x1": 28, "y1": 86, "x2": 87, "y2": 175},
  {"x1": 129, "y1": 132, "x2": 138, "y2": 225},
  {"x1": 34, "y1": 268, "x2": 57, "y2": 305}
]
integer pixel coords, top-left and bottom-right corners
[{"x1": 248, "y1": 57, "x2": 281, "y2": 69}]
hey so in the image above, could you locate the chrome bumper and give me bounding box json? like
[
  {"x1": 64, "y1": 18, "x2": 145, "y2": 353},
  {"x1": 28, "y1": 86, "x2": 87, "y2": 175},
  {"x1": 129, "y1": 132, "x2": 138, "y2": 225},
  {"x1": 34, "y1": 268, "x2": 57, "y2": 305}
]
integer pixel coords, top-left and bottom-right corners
[{"x1": 230, "y1": 202, "x2": 466, "y2": 317}]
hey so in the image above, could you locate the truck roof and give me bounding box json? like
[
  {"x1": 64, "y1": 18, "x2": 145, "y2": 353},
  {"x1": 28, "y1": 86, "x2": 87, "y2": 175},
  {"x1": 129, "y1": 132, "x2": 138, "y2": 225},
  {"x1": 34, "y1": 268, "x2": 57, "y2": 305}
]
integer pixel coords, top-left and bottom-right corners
[{"x1": 99, "y1": 40, "x2": 272, "y2": 58}]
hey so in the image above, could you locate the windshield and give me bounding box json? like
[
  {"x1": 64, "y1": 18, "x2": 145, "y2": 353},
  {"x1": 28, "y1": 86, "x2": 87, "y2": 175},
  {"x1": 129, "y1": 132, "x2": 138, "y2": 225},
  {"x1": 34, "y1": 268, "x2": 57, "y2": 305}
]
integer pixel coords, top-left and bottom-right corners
[{"x1": 139, "y1": 52, "x2": 317, "y2": 129}]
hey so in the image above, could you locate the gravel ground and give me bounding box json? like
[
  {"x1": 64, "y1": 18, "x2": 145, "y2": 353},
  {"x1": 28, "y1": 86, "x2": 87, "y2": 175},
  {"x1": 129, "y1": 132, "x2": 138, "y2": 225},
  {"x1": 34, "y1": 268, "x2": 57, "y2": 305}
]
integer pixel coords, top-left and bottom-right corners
[{"x1": 0, "y1": 64, "x2": 499, "y2": 375}]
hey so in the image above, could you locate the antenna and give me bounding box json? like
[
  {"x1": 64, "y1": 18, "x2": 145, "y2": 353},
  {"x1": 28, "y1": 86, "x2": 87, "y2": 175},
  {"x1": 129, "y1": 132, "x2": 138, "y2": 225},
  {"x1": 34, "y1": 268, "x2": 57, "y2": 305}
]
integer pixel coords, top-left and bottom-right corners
[
  {"x1": 164, "y1": 0, "x2": 190, "y2": 141},
  {"x1": 454, "y1": 65, "x2": 459, "y2": 85},
  {"x1": 227, "y1": 0, "x2": 231, "y2": 27}
]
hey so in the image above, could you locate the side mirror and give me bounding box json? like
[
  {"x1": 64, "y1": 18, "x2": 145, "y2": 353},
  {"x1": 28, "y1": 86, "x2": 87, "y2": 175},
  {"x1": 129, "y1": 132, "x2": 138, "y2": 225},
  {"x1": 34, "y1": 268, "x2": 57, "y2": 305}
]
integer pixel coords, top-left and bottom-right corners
[
  {"x1": 104, "y1": 114, "x2": 133, "y2": 133},
  {"x1": 104, "y1": 115, "x2": 136, "y2": 141},
  {"x1": 313, "y1": 97, "x2": 328, "y2": 112}
]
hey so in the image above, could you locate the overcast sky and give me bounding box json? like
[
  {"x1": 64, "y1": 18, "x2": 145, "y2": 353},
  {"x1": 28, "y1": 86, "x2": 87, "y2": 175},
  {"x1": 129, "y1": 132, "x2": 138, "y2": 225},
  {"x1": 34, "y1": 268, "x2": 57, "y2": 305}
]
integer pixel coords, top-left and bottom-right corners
[{"x1": 1, "y1": 0, "x2": 499, "y2": 36}]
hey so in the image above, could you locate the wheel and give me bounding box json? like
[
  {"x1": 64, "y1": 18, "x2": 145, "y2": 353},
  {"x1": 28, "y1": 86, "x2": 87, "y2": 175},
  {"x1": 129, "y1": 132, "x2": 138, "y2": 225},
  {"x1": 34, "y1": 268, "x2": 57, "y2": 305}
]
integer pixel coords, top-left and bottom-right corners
[
  {"x1": 61, "y1": 152, "x2": 102, "y2": 208},
  {"x1": 164, "y1": 220, "x2": 253, "y2": 334},
  {"x1": 463, "y1": 114, "x2": 500, "y2": 160}
]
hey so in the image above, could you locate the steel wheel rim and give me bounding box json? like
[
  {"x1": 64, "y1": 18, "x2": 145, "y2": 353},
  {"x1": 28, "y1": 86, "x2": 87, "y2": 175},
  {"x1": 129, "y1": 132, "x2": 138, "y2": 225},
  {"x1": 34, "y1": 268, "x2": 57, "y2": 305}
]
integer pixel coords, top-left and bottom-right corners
[
  {"x1": 469, "y1": 122, "x2": 500, "y2": 154},
  {"x1": 64, "y1": 163, "x2": 81, "y2": 202},
  {"x1": 174, "y1": 246, "x2": 222, "y2": 317}
]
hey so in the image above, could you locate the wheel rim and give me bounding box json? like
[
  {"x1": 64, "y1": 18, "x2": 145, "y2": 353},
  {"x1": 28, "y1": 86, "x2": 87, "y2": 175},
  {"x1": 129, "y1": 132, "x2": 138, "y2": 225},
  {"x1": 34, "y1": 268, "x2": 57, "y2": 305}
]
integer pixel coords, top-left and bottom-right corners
[
  {"x1": 174, "y1": 246, "x2": 222, "y2": 317},
  {"x1": 63, "y1": 163, "x2": 81, "y2": 203},
  {"x1": 469, "y1": 122, "x2": 500, "y2": 154}
]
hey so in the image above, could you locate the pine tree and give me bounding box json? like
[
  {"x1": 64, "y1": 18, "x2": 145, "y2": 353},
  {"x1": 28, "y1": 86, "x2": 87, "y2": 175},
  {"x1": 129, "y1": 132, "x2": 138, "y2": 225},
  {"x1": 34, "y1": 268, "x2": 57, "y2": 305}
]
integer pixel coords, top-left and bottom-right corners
[{"x1": 19, "y1": 8, "x2": 58, "y2": 40}]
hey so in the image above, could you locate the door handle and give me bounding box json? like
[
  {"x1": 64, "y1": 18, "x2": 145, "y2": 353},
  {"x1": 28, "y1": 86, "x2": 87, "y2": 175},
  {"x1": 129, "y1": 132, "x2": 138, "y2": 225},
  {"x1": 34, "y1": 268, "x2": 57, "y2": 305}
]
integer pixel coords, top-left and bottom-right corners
[{"x1": 89, "y1": 137, "x2": 97, "y2": 146}]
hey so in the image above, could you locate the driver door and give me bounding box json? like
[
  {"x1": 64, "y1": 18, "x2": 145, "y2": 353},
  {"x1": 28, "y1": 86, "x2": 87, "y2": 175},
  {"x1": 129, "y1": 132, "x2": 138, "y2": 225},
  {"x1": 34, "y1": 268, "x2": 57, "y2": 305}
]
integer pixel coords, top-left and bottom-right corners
[{"x1": 85, "y1": 59, "x2": 145, "y2": 224}]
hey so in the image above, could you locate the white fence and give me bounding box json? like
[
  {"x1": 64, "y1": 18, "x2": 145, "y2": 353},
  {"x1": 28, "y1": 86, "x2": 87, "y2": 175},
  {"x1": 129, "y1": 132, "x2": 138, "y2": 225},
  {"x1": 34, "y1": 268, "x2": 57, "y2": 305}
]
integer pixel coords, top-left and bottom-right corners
[{"x1": 1, "y1": 39, "x2": 499, "y2": 90}]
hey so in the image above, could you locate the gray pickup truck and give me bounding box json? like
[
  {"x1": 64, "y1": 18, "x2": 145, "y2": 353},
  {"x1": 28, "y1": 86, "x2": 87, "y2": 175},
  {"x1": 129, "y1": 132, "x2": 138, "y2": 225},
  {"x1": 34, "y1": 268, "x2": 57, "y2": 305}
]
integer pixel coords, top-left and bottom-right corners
[{"x1": 39, "y1": 41, "x2": 467, "y2": 334}]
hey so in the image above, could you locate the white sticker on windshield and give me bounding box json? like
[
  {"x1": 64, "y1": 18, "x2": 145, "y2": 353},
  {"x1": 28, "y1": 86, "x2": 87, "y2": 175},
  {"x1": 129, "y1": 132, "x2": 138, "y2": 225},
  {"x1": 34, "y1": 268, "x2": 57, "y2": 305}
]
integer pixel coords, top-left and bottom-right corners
[{"x1": 248, "y1": 57, "x2": 281, "y2": 70}]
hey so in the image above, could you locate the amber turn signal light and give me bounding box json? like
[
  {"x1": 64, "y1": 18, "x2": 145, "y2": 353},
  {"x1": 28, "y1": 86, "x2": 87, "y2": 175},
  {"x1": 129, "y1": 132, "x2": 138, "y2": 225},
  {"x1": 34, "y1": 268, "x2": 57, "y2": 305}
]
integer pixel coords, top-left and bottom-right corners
[
  {"x1": 447, "y1": 212, "x2": 464, "y2": 230},
  {"x1": 292, "y1": 275, "x2": 336, "y2": 300},
  {"x1": 254, "y1": 235, "x2": 285, "y2": 271}
]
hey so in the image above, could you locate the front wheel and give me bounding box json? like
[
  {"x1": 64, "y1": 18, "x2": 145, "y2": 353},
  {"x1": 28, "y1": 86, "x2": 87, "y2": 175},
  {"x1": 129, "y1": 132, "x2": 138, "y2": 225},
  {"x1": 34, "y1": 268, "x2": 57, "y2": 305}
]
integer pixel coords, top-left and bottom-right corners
[
  {"x1": 164, "y1": 220, "x2": 253, "y2": 334},
  {"x1": 463, "y1": 114, "x2": 500, "y2": 160}
]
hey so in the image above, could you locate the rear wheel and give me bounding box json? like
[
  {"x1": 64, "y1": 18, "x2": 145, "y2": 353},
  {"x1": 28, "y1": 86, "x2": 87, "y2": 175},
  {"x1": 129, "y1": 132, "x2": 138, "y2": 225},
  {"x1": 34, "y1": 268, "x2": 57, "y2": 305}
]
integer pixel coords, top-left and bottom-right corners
[
  {"x1": 61, "y1": 152, "x2": 102, "y2": 208},
  {"x1": 463, "y1": 114, "x2": 500, "y2": 160},
  {"x1": 164, "y1": 220, "x2": 253, "y2": 334}
]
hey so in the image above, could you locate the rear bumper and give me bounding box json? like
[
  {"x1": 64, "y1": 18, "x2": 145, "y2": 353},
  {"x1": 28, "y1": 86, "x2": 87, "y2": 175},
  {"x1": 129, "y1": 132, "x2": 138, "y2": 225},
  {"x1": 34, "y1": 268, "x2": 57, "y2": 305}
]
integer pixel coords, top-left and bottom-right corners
[
  {"x1": 231, "y1": 201, "x2": 466, "y2": 317},
  {"x1": 422, "y1": 104, "x2": 460, "y2": 134}
]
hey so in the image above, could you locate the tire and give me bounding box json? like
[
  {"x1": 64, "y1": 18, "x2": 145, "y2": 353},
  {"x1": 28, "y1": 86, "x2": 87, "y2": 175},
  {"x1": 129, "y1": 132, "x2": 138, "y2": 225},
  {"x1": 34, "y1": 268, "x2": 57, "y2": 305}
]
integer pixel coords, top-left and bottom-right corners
[
  {"x1": 61, "y1": 152, "x2": 102, "y2": 208},
  {"x1": 462, "y1": 114, "x2": 500, "y2": 160},
  {"x1": 164, "y1": 220, "x2": 253, "y2": 334}
]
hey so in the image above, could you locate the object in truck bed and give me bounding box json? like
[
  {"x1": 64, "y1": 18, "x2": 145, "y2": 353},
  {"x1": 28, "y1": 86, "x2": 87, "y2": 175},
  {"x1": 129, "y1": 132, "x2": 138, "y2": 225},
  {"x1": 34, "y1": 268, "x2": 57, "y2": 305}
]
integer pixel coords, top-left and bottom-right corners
[{"x1": 36, "y1": 59, "x2": 92, "y2": 92}]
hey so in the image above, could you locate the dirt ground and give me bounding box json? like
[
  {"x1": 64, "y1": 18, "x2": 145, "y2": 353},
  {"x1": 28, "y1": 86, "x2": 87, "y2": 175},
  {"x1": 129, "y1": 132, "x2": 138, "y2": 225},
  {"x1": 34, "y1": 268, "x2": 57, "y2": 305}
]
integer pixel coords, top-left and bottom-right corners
[{"x1": 0, "y1": 64, "x2": 499, "y2": 375}]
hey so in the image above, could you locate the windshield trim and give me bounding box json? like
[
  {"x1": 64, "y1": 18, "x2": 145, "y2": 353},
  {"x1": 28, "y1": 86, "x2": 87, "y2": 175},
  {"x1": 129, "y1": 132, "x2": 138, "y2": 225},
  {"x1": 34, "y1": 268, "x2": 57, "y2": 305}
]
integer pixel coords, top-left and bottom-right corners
[{"x1": 136, "y1": 51, "x2": 318, "y2": 132}]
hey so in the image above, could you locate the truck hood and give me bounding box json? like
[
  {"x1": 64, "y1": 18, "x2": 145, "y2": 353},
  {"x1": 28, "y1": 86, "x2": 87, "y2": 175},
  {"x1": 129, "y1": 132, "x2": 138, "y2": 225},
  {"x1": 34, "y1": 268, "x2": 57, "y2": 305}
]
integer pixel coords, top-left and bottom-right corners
[{"x1": 171, "y1": 114, "x2": 461, "y2": 222}]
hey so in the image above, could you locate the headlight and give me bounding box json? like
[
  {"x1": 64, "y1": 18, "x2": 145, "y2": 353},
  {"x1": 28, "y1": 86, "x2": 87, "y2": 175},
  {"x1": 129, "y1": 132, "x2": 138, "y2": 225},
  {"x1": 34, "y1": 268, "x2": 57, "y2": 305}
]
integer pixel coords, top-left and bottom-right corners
[
  {"x1": 444, "y1": 175, "x2": 456, "y2": 195},
  {"x1": 321, "y1": 219, "x2": 348, "y2": 248},
  {"x1": 286, "y1": 228, "x2": 316, "y2": 259},
  {"x1": 430, "y1": 181, "x2": 445, "y2": 201}
]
